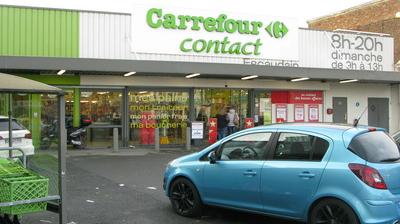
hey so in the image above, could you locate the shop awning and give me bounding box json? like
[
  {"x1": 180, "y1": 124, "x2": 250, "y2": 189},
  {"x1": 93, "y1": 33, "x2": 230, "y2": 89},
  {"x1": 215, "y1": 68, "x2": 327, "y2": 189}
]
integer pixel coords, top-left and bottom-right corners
[
  {"x1": 0, "y1": 56, "x2": 400, "y2": 83},
  {"x1": 0, "y1": 72, "x2": 64, "y2": 94}
]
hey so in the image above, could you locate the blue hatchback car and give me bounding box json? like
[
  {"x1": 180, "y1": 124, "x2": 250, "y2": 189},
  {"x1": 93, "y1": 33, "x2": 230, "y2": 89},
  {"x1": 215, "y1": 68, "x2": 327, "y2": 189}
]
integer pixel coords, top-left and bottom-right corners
[{"x1": 163, "y1": 123, "x2": 400, "y2": 224}]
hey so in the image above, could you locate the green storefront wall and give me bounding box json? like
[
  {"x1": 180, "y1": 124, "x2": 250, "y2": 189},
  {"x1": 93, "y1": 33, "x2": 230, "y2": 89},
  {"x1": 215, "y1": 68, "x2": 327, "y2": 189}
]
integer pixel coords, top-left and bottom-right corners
[{"x1": 0, "y1": 6, "x2": 79, "y2": 57}]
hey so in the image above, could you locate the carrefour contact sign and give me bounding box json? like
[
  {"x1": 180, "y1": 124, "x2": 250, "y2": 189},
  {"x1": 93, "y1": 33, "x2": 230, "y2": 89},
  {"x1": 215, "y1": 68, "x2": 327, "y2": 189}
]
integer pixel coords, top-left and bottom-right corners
[{"x1": 131, "y1": 6, "x2": 299, "y2": 60}]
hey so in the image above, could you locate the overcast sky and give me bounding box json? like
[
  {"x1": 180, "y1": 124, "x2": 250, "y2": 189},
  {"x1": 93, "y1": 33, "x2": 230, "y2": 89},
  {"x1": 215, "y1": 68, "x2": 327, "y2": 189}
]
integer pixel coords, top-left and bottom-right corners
[{"x1": 0, "y1": 0, "x2": 373, "y2": 27}]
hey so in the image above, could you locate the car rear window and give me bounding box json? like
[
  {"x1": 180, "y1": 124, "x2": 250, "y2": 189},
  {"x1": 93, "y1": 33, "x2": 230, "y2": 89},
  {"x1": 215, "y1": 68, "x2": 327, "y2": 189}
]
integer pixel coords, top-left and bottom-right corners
[
  {"x1": 0, "y1": 119, "x2": 24, "y2": 132},
  {"x1": 348, "y1": 131, "x2": 400, "y2": 163}
]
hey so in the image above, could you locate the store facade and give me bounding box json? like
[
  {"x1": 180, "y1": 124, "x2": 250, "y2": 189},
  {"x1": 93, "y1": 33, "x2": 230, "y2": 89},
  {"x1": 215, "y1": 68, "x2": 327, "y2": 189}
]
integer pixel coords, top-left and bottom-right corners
[{"x1": 0, "y1": 5, "x2": 399, "y2": 149}]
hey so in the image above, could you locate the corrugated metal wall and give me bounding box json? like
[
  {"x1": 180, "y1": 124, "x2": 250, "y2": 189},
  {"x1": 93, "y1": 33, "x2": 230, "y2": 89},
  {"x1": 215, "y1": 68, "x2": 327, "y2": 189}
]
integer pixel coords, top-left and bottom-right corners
[
  {"x1": 0, "y1": 6, "x2": 79, "y2": 57},
  {"x1": 79, "y1": 11, "x2": 242, "y2": 64},
  {"x1": 298, "y1": 29, "x2": 332, "y2": 68},
  {"x1": 79, "y1": 12, "x2": 130, "y2": 59}
]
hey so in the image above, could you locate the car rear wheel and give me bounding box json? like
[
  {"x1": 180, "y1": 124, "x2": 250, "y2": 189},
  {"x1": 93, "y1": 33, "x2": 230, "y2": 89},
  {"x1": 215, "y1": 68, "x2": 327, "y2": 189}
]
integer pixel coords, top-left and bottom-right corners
[
  {"x1": 310, "y1": 198, "x2": 359, "y2": 224},
  {"x1": 169, "y1": 178, "x2": 203, "y2": 217}
]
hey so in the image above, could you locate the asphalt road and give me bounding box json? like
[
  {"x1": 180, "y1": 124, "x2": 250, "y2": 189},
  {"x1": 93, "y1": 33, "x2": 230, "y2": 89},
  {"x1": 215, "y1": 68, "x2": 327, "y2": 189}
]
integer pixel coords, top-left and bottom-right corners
[{"x1": 21, "y1": 151, "x2": 301, "y2": 224}]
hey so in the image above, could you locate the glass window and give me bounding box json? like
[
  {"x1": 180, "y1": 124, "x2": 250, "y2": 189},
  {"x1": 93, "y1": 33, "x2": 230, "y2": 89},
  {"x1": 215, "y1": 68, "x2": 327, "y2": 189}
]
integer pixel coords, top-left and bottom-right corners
[
  {"x1": 349, "y1": 131, "x2": 400, "y2": 163},
  {"x1": 219, "y1": 132, "x2": 272, "y2": 161},
  {"x1": 274, "y1": 133, "x2": 329, "y2": 161},
  {"x1": 0, "y1": 92, "x2": 60, "y2": 196},
  {"x1": 80, "y1": 90, "x2": 122, "y2": 125},
  {"x1": 128, "y1": 91, "x2": 189, "y2": 145}
]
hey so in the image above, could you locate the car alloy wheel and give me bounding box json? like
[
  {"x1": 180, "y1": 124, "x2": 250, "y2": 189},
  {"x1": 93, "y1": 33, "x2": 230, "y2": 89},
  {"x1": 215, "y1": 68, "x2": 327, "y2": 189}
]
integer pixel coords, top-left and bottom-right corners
[
  {"x1": 310, "y1": 198, "x2": 359, "y2": 224},
  {"x1": 169, "y1": 178, "x2": 203, "y2": 217}
]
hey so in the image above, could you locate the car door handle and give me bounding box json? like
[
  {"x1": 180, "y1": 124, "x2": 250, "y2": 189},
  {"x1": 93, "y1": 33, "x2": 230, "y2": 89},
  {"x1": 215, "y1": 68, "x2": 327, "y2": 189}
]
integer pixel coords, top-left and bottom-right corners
[
  {"x1": 243, "y1": 170, "x2": 257, "y2": 176},
  {"x1": 298, "y1": 172, "x2": 315, "y2": 178}
]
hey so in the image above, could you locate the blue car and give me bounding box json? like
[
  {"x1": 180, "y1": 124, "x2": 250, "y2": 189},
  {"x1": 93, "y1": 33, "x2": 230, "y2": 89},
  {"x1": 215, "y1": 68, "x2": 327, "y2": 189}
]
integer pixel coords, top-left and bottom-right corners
[{"x1": 163, "y1": 123, "x2": 400, "y2": 224}]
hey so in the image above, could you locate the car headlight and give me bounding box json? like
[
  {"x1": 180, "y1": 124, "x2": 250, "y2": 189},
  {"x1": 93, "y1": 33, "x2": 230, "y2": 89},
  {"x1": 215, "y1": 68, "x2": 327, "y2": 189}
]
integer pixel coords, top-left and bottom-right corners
[{"x1": 166, "y1": 159, "x2": 175, "y2": 169}]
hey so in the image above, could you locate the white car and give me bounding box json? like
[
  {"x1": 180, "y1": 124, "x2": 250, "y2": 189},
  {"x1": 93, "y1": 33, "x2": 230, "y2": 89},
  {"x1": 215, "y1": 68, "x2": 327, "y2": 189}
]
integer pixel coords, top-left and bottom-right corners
[{"x1": 0, "y1": 116, "x2": 34, "y2": 157}]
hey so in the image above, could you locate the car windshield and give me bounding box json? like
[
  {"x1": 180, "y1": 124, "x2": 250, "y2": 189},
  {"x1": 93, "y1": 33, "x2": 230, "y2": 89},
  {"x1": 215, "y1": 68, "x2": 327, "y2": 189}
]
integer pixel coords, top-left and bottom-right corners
[
  {"x1": 349, "y1": 131, "x2": 400, "y2": 163},
  {"x1": 0, "y1": 119, "x2": 25, "y2": 131}
]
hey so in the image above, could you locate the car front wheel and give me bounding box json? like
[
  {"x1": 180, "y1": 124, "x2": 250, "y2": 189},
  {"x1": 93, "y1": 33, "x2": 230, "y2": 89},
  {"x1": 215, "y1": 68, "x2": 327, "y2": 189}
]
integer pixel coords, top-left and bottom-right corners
[
  {"x1": 310, "y1": 198, "x2": 359, "y2": 224},
  {"x1": 169, "y1": 177, "x2": 203, "y2": 217}
]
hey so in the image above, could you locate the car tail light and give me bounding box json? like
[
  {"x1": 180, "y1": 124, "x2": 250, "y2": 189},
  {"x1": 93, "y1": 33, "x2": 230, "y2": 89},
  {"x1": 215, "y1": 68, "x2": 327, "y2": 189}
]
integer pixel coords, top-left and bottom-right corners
[
  {"x1": 349, "y1": 163, "x2": 387, "y2": 189},
  {"x1": 82, "y1": 119, "x2": 92, "y2": 123},
  {"x1": 24, "y1": 133, "x2": 32, "y2": 139}
]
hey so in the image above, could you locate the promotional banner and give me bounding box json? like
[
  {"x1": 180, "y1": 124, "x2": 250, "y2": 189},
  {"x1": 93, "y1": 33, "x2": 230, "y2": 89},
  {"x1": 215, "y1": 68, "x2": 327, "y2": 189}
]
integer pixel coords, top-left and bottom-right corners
[
  {"x1": 276, "y1": 104, "x2": 287, "y2": 123},
  {"x1": 131, "y1": 5, "x2": 299, "y2": 60},
  {"x1": 208, "y1": 118, "x2": 217, "y2": 144},
  {"x1": 289, "y1": 91, "x2": 323, "y2": 104},
  {"x1": 294, "y1": 104, "x2": 304, "y2": 122},
  {"x1": 308, "y1": 104, "x2": 319, "y2": 122},
  {"x1": 244, "y1": 118, "x2": 254, "y2": 129}
]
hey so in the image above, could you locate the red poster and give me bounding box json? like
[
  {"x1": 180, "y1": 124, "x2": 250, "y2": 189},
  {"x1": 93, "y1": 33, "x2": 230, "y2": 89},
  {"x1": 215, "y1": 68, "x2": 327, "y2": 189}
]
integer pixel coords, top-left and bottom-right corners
[
  {"x1": 244, "y1": 118, "x2": 254, "y2": 129},
  {"x1": 208, "y1": 118, "x2": 217, "y2": 144},
  {"x1": 308, "y1": 104, "x2": 319, "y2": 122},
  {"x1": 294, "y1": 104, "x2": 305, "y2": 122},
  {"x1": 289, "y1": 91, "x2": 323, "y2": 104},
  {"x1": 275, "y1": 104, "x2": 287, "y2": 123}
]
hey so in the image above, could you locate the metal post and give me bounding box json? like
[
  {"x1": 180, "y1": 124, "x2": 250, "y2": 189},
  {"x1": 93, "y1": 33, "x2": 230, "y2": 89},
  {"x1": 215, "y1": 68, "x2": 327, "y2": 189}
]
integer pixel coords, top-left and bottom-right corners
[
  {"x1": 155, "y1": 128, "x2": 160, "y2": 152},
  {"x1": 122, "y1": 87, "x2": 129, "y2": 148},
  {"x1": 58, "y1": 95, "x2": 67, "y2": 224},
  {"x1": 113, "y1": 127, "x2": 119, "y2": 152},
  {"x1": 186, "y1": 127, "x2": 191, "y2": 151},
  {"x1": 8, "y1": 93, "x2": 12, "y2": 158}
]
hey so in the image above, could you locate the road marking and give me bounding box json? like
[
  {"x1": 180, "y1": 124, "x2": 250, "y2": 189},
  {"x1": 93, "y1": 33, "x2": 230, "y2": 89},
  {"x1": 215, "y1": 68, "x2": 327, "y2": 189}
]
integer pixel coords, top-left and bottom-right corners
[{"x1": 146, "y1": 186, "x2": 157, "y2": 190}]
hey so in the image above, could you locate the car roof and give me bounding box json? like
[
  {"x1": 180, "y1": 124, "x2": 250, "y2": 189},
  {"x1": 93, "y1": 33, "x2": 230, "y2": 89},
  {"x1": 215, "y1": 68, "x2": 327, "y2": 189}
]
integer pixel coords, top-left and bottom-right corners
[{"x1": 246, "y1": 123, "x2": 385, "y2": 147}]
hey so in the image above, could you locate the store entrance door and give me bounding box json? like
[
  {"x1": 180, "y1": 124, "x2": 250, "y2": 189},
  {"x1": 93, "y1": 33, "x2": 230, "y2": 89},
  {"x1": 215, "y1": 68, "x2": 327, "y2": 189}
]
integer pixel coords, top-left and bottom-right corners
[
  {"x1": 333, "y1": 97, "x2": 347, "y2": 124},
  {"x1": 368, "y1": 98, "x2": 389, "y2": 130},
  {"x1": 194, "y1": 89, "x2": 249, "y2": 143}
]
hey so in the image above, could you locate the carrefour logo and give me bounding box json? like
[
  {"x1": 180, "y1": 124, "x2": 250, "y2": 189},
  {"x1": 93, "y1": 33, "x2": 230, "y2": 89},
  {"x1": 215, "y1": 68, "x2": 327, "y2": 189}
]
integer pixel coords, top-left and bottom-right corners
[{"x1": 146, "y1": 8, "x2": 289, "y2": 56}]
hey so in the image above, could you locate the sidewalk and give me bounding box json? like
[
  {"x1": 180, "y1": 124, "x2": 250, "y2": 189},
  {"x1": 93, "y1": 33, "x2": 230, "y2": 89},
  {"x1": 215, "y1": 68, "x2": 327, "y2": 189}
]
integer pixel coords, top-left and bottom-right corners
[{"x1": 66, "y1": 146, "x2": 200, "y2": 157}]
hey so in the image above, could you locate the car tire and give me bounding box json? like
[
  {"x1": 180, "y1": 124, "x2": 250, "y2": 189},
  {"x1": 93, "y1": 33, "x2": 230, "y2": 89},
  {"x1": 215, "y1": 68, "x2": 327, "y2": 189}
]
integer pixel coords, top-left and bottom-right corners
[
  {"x1": 169, "y1": 177, "x2": 203, "y2": 217},
  {"x1": 309, "y1": 198, "x2": 359, "y2": 224}
]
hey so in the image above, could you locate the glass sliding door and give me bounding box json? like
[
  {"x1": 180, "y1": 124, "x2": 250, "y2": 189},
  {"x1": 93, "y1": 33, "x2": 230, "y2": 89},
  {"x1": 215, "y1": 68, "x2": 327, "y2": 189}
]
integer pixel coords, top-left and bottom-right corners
[
  {"x1": 80, "y1": 90, "x2": 123, "y2": 148},
  {"x1": 194, "y1": 89, "x2": 249, "y2": 143}
]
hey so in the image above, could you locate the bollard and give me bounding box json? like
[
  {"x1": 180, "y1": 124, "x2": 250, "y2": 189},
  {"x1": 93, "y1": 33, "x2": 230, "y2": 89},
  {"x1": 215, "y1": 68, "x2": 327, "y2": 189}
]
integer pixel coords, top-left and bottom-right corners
[
  {"x1": 186, "y1": 127, "x2": 191, "y2": 151},
  {"x1": 155, "y1": 128, "x2": 160, "y2": 152},
  {"x1": 113, "y1": 128, "x2": 119, "y2": 153}
]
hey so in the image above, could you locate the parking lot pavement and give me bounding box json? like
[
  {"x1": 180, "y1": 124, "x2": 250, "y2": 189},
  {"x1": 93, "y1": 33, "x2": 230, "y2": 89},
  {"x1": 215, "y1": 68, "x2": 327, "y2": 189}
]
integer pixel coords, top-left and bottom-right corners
[{"x1": 21, "y1": 151, "x2": 301, "y2": 224}]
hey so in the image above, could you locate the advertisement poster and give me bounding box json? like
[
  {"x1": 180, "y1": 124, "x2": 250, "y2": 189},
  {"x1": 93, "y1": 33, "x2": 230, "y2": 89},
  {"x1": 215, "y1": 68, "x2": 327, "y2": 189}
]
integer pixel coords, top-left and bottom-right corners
[
  {"x1": 208, "y1": 118, "x2": 217, "y2": 144},
  {"x1": 309, "y1": 104, "x2": 319, "y2": 122},
  {"x1": 294, "y1": 104, "x2": 304, "y2": 122},
  {"x1": 191, "y1": 122, "x2": 204, "y2": 139},
  {"x1": 276, "y1": 104, "x2": 287, "y2": 123},
  {"x1": 244, "y1": 118, "x2": 254, "y2": 129}
]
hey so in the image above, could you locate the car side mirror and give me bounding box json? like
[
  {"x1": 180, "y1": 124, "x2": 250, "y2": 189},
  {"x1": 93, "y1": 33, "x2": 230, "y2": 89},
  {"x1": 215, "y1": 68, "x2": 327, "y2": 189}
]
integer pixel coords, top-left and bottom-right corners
[{"x1": 208, "y1": 151, "x2": 217, "y2": 164}]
